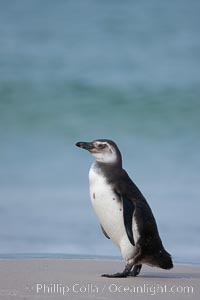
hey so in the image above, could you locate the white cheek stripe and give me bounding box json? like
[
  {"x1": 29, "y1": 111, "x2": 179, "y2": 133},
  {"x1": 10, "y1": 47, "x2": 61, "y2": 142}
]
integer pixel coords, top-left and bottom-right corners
[{"x1": 91, "y1": 150, "x2": 117, "y2": 163}]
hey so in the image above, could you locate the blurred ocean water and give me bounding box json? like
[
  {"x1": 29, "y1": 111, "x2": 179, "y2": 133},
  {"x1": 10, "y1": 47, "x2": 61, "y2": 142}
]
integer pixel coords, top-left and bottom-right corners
[{"x1": 0, "y1": 0, "x2": 200, "y2": 263}]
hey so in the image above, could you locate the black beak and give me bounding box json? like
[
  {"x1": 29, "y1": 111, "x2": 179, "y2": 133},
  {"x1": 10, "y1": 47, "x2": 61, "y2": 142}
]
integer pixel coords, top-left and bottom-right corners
[{"x1": 76, "y1": 141, "x2": 94, "y2": 151}]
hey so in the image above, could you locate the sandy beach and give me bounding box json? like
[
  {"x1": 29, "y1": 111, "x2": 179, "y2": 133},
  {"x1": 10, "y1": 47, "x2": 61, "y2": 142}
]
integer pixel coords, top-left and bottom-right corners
[{"x1": 0, "y1": 259, "x2": 199, "y2": 299}]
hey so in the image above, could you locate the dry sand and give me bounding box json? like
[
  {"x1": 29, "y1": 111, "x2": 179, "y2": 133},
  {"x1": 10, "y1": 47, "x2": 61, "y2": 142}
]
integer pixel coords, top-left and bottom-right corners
[{"x1": 0, "y1": 259, "x2": 199, "y2": 299}]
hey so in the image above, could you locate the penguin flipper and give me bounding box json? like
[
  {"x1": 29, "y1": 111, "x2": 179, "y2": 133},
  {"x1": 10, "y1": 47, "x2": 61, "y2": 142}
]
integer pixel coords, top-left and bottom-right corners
[
  {"x1": 121, "y1": 194, "x2": 135, "y2": 246},
  {"x1": 100, "y1": 224, "x2": 110, "y2": 239}
]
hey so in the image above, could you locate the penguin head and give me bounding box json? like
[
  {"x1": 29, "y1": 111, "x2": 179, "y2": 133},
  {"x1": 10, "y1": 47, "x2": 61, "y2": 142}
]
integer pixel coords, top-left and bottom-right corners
[{"x1": 76, "y1": 139, "x2": 122, "y2": 164}]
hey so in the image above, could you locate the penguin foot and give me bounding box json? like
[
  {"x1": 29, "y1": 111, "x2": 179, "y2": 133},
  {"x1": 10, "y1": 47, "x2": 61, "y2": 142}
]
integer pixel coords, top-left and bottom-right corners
[
  {"x1": 101, "y1": 272, "x2": 128, "y2": 278},
  {"x1": 101, "y1": 262, "x2": 133, "y2": 278},
  {"x1": 129, "y1": 264, "x2": 142, "y2": 277}
]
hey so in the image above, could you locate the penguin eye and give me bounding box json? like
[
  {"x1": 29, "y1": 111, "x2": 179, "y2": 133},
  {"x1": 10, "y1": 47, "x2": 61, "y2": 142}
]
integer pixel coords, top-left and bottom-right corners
[{"x1": 98, "y1": 143, "x2": 106, "y2": 149}]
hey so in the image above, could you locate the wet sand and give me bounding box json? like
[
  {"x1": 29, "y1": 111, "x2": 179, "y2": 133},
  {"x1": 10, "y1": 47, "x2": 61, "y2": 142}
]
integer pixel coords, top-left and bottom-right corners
[{"x1": 0, "y1": 259, "x2": 199, "y2": 299}]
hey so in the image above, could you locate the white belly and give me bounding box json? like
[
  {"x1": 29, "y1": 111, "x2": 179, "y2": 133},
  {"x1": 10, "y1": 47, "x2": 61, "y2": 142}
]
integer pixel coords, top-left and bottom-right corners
[{"x1": 89, "y1": 165, "x2": 136, "y2": 260}]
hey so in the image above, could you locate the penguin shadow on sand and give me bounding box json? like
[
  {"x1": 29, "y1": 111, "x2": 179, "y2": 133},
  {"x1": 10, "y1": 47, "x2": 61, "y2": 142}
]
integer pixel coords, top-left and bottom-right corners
[{"x1": 133, "y1": 269, "x2": 200, "y2": 279}]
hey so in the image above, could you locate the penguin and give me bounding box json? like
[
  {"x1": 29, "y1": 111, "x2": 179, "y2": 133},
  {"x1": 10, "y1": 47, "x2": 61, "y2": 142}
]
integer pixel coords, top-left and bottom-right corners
[{"x1": 76, "y1": 139, "x2": 173, "y2": 277}]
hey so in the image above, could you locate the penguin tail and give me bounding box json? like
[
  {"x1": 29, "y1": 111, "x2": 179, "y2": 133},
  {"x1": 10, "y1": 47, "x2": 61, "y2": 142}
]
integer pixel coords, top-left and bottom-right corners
[{"x1": 156, "y1": 249, "x2": 173, "y2": 270}]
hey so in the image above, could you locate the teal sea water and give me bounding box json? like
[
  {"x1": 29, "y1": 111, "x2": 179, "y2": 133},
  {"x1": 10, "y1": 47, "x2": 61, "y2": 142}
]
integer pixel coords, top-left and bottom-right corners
[{"x1": 0, "y1": 0, "x2": 200, "y2": 263}]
